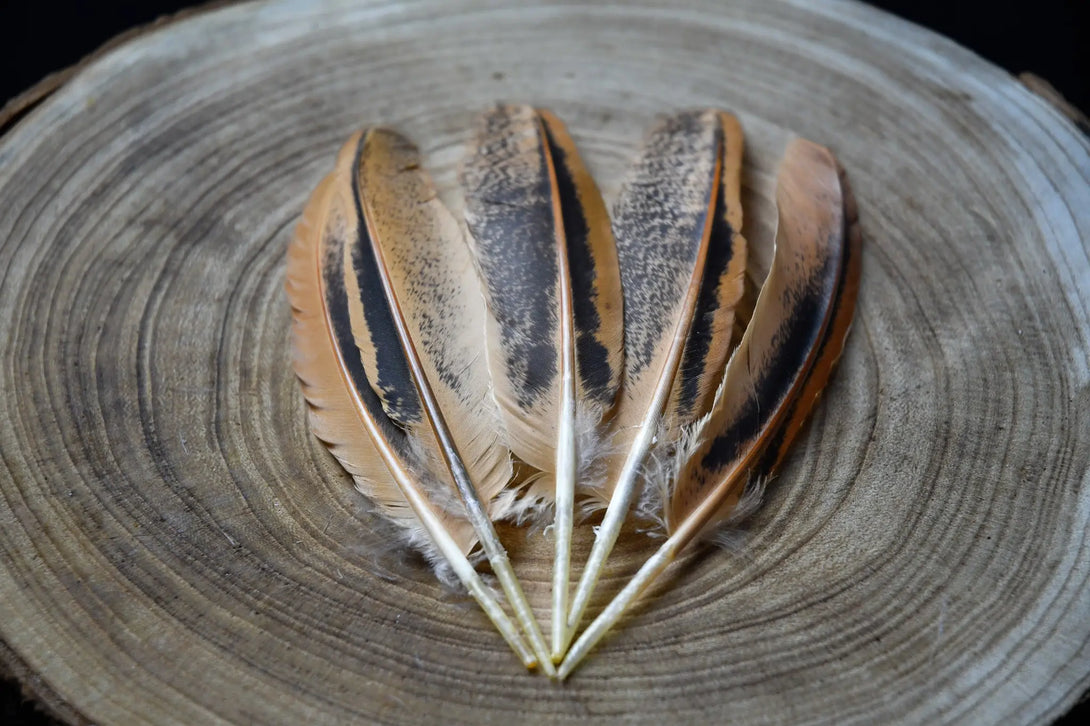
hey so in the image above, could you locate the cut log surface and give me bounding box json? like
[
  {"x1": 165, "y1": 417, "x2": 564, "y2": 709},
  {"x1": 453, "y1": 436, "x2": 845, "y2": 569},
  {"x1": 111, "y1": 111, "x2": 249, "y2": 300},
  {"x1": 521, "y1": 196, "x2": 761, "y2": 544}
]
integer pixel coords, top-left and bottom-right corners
[{"x1": 1, "y1": 1, "x2": 1088, "y2": 724}]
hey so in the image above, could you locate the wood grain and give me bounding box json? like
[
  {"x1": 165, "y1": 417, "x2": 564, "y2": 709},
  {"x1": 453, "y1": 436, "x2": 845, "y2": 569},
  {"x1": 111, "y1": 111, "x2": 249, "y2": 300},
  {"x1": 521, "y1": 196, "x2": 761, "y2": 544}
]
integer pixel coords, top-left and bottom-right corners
[{"x1": 1, "y1": 1, "x2": 1088, "y2": 723}]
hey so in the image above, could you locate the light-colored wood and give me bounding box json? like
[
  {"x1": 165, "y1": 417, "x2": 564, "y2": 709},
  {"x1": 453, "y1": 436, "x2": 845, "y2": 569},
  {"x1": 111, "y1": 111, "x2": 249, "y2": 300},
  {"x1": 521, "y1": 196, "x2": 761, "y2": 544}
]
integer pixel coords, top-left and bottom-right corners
[{"x1": 1, "y1": 0, "x2": 1088, "y2": 723}]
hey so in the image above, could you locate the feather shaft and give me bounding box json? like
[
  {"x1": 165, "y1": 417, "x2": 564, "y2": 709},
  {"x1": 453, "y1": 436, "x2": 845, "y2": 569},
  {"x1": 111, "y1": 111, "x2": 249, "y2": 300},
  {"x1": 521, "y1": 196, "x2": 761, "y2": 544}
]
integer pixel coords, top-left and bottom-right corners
[{"x1": 541, "y1": 111, "x2": 581, "y2": 663}]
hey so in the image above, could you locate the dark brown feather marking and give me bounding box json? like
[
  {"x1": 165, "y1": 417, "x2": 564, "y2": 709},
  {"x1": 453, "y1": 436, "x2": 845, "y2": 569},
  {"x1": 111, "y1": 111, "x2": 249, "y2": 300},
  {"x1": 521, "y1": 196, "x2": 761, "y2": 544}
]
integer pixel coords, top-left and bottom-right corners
[
  {"x1": 344, "y1": 135, "x2": 422, "y2": 425},
  {"x1": 541, "y1": 123, "x2": 614, "y2": 406},
  {"x1": 613, "y1": 111, "x2": 718, "y2": 376},
  {"x1": 669, "y1": 138, "x2": 860, "y2": 534},
  {"x1": 757, "y1": 164, "x2": 862, "y2": 472},
  {"x1": 674, "y1": 145, "x2": 739, "y2": 418},
  {"x1": 697, "y1": 250, "x2": 836, "y2": 473},
  {"x1": 319, "y1": 210, "x2": 413, "y2": 457},
  {"x1": 463, "y1": 108, "x2": 559, "y2": 408},
  {"x1": 462, "y1": 104, "x2": 624, "y2": 478}
]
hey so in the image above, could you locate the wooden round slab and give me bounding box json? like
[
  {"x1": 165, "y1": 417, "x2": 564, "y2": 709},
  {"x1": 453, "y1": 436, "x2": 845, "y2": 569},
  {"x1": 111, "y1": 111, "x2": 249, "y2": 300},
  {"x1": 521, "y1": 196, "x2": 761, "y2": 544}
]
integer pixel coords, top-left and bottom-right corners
[{"x1": 2, "y1": 1, "x2": 1088, "y2": 723}]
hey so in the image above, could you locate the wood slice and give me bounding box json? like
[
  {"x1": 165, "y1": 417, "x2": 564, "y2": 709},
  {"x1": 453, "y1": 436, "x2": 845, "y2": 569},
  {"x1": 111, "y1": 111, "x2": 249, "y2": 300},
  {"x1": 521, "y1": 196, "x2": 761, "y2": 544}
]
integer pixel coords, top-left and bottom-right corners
[{"x1": 1, "y1": 1, "x2": 1088, "y2": 723}]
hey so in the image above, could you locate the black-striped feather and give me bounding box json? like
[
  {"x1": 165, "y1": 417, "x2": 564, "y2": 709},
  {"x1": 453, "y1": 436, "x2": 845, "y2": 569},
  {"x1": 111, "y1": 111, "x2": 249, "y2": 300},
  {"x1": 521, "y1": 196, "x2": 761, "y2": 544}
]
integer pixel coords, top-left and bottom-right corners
[
  {"x1": 285, "y1": 148, "x2": 540, "y2": 669},
  {"x1": 287, "y1": 174, "x2": 470, "y2": 557},
  {"x1": 610, "y1": 110, "x2": 747, "y2": 455},
  {"x1": 341, "y1": 129, "x2": 512, "y2": 519},
  {"x1": 461, "y1": 104, "x2": 625, "y2": 659},
  {"x1": 462, "y1": 104, "x2": 624, "y2": 472}
]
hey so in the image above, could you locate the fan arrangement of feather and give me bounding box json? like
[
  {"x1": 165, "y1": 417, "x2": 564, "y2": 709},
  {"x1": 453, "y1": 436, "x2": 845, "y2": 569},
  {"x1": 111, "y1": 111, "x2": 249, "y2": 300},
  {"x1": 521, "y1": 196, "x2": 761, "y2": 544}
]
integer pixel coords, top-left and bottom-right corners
[{"x1": 285, "y1": 104, "x2": 861, "y2": 679}]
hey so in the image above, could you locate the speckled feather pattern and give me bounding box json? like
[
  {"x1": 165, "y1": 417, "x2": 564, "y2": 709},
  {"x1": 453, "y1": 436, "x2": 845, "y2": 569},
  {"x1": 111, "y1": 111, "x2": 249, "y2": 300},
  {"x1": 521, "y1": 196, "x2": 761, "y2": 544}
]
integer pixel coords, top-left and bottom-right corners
[
  {"x1": 461, "y1": 104, "x2": 624, "y2": 472},
  {"x1": 613, "y1": 113, "x2": 718, "y2": 373},
  {"x1": 350, "y1": 129, "x2": 513, "y2": 518},
  {"x1": 597, "y1": 109, "x2": 747, "y2": 499}
]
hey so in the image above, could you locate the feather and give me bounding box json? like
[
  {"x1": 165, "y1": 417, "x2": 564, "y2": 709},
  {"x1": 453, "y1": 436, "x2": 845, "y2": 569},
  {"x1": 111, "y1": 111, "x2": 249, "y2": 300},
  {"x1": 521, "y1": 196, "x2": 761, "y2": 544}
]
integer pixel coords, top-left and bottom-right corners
[
  {"x1": 559, "y1": 137, "x2": 863, "y2": 679},
  {"x1": 566, "y1": 110, "x2": 748, "y2": 639},
  {"x1": 347, "y1": 129, "x2": 513, "y2": 527},
  {"x1": 461, "y1": 104, "x2": 625, "y2": 661},
  {"x1": 286, "y1": 129, "x2": 552, "y2": 672}
]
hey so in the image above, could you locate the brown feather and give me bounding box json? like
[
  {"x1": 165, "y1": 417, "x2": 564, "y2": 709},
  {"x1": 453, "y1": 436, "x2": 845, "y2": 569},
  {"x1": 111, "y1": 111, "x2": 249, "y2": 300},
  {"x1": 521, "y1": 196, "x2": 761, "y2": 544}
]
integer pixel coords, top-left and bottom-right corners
[
  {"x1": 461, "y1": 104, "x2": 624, "y2": 474},
  {"x1": 342, "y1": 129, "x2": 513, "y2": 521},
  {"x1": 461, "y1": 105, "x2": 626, "y2": 659},
  {"x1": 286, "y1": 171, "x2": 475, "y2": 557}
]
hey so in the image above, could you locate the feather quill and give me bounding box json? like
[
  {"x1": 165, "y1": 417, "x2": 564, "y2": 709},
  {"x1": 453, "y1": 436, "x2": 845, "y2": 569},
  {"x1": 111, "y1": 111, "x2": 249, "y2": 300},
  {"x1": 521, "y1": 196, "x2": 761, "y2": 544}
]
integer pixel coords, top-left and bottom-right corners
[
  {"x1": 566, "y1": 110, "x2": 748, "y2": 639},
  {"x1": 559, "y1": 137, "x2": 863, "y2": 678},
  {"x1": 461, "y1": 105, "x2": 625, "y2": 660},
  {"x1": 286, "y1": 129, "x2": 551, "y2": 671}
]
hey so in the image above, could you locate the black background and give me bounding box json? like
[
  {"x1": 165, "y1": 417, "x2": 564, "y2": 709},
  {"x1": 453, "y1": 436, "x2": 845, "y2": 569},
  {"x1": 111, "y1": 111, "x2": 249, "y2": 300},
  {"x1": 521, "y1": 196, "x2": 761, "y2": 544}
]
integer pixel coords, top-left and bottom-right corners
[
  {"x1": 2, "y1": 0, "x2": 1086, "y2": 112},
  {"x1": 0, "y1": 1, "x2": 1087, "y2": 724}
]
